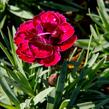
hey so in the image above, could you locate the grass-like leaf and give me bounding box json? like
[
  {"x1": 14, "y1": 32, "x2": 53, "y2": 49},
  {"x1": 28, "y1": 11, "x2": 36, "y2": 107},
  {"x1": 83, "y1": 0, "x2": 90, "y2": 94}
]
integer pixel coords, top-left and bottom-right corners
[
  {"x1": 97, "y1": 0, "x2": 109, "y2": 31},
  {"x1": 7, "y1": 27, "x2": 26, "y2": 77},
  {"x1": 53, "y1": 61, "x2": 67, "y2": 109},
  {"x1": 96, "y1": 98, "x2": 109, "y2": 109},
  {"x1": 39, "y1": 1, "x2": 79, "y2": 12},
  {"x1": 67, "y1": 86, "x2": 80, "y2": 108},
  {"x1": 8, "y1": 5, "x2": 34, "y2": 19},
  {"x1": 0, "y1": 71, "x2": 20, "y2": 108},
  {"x1": 0, "y1": 102, "x2": 16, "y2": 109},
  {"x1": 59, "y1": 99, "x2": 69, "y2": 109},
  {"x1": 0, "y1": 42, "x2": 15, "y2": 66},
  {"x1": 0, "y1": 15, "x2": 6, "y2": 30},
  {"x1": 33, "y1": 87, "x2": 55, "y2": 105},
  {"x1": 0, "y1": 64, "x2": 34, "y2": 97}
]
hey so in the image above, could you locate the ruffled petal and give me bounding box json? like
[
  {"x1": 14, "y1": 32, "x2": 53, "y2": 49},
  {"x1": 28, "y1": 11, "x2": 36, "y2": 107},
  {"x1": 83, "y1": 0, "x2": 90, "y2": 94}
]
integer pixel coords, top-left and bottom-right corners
[
  {"x1": 58, "y1": 23, "x2": 75, "y2": 44},
  {"x1": 36, "y1": 24, "x2": 43, "y2": 34},
  {"x1": 33, "y1": 12, "x2": 58, "y2": 32},
  {"x1": 59, "y1": 35, "x2": 77, "y2": 51},
  {"x1": 16, "y1": 41, "x2": 35, "y2": 63},
  {"x1": 18, "y1": 40, "x2": 29, "y2": 51},
  {"x1": 14, "y1": 32, "x2": 25, "y2": 45},
  {"x1": 18, "y1": 20, "x2": 34, "y2": 32},
  {"x1": 33, "y1": 16, "x2": 42, "y2": 26},
  {"x1": 40, "y1": 11, "x2": 60, "y2": 25},
  {"x1": 55, "y1": 12, "x2": 66, "y2": 24},
  {"x1": 16, "y1": 49, "x2": 35, "y2": 63},
  {"x1": 29, "y1": 38, "x2": 54, "y2": 58},
  {"x1": 37, "y1": 50, "x2": 61, "y2": 67},
  {"x1": 38, "y1": 11, "x2": 62, "y2": 32},
  {"x1": 29, "y1": 44, "x2": 53, "y2": 58},
  {"x1": 15, "y1": 20, "x2": 37, "y2": 41}
]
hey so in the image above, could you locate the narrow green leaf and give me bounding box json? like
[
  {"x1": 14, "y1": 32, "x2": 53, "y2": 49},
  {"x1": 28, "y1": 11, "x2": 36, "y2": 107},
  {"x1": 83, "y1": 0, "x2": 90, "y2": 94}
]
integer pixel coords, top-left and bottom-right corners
[
  {"x1": 90, "y1": 25, "x2": 98, "y2": 40},
  {"x1": 77, "y1": 102, "x2": 95, "y2": 109},
  {"x1": 7, "y1": 27, "x2": 15, "y2": 55},
  {"x1": 0, "y1": 42, "x2": 14, "y2": 65},
  {"x1": 88, "y1": 90, "x2": 105, "y2": 97},
  {"x1": 0, "y1": 84, "x2": 11, "y2": 105},
  {"x1": 62, "y1": 0, "x2": 85, "y2": 10},
  {"x1": 4, "y1": 76, "x2": 32, "y2": 94},
  {"x1": 0, "y1": 0, "x2": 7, "y2": 12},
  {"x1": 53, "y1": 61, "x2": 67, "y2": 109},
  {"x1": 94, "y1": 42, "x2": 109, "y2": 52},
  {"x1": 16, "y1": 71, "x2": 33, "y2": 96},
  {"x1": 33, "y1": 87, "x2": 54, "y2": 105},
  {"x1": 69, "y1": 47, "x2": 77, "y2": 61},
  {"x1": 0, "y1": 74, "x2": 20, "y2": 107},
  {"x1": 46, "y1": 89, "x2": 55, "y2": 109},
  {"x1": 88, "y1": 11, "x2": 102, "y2": 28},
  {"x1": 97, "y1": 0, "x2": 109, "y2": 31},
  {"x1": 12, "y1": 26, "x2": 16, "y2": 38},
  {"x1": 8, "y1": 5, "x2": 34, "y2": 19},
  {"x1": 96, "y1": 98, "x2": 109, "y2": 109},
  {"x1": 29, "y1": 63, "x2": 42, "y2": 69},
  {"x1": 90, "y1": 25, "x2": 100, "y2": 44},
  {"x1": 0, "y1": 102, "x2": 16, "y2": 109},
  {"x1": 8, "y1": 27, "x2": 26, "y2": 77},
  {"x1": 71, "y1": 49, "x2": 85, "y2": 76},
  {"x1": 59, "y1": 99, "x2": 70, "y2": 109},
  {"x1": 88, "y1": 53, "x2": 99, "y2": 67},
  {"x1": 0, "y1": 30, "x2": 10, "y2": 49},
  {"x1": 38, "y1": 69, "x2": 50, "y2": 77},
  {"x1": 75, "y1": 39, "x2": 96, "y2": 49},
  {"x1": 103, "y1": 32, "x2": 109, "y2": 42},
  {"x1": 84, "y1": 35, "x2": 92, "y2": 66},
  {"x1": 0, "y1": 64, "x2": 34, "y2": 97},
  {"x1": 88, "y1": 57, "x2": 106, "y2": 79},
  {"x1": 39, "y1": 1, "x2": 79, "y2": 12},
  {"x1": 20, "y1": 99, "x2": 31, "y2": 109},
  {"x1": 101, "y1": 68, "x2": 109, "y2": 78},
  {"x1": 67, "y1": 86, "x2": 80, "y2": 108},
  {"x1": 92, "y1": 57, "x2": 106, "y2": 71},
  {"x1": 0, "y1": 15, "x2": 6, "y2": 30}
]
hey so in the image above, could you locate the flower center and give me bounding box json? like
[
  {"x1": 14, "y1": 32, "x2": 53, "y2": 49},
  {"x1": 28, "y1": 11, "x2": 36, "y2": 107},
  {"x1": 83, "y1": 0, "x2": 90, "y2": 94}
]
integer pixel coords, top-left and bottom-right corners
[
  {"x1": 37, "y1": 32, "x2": 51, "y2": 37},
  {"x1": 37, "y1": 31, "x2": 60, "y2": 45}
]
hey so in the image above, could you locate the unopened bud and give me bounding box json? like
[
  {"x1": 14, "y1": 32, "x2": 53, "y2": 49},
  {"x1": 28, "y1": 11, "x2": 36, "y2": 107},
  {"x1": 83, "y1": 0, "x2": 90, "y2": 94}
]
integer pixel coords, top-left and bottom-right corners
[{"x1": 48, "y1": 73, "x2": 59, "y2": 86}]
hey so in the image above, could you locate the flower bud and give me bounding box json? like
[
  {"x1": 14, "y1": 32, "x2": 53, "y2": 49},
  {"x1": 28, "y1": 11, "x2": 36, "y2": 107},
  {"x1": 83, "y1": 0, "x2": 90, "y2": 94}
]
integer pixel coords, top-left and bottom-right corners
[{"x1": 48, "y1": 73, "x2": 59, "y2": 86}]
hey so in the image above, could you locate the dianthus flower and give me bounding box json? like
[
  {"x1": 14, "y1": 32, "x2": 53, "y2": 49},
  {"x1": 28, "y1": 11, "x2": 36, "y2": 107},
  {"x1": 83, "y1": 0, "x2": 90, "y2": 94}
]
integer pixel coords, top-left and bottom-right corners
[{"x1": 14, "y1": 11, "x2": 77, "y2": 67}]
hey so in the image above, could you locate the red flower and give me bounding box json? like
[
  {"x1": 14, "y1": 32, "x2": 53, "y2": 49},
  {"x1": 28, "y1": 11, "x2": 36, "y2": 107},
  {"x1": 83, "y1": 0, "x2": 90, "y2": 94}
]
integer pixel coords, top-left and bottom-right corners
[{"x1": 14, "y1": 11, "x2": 77, "y2": 67}]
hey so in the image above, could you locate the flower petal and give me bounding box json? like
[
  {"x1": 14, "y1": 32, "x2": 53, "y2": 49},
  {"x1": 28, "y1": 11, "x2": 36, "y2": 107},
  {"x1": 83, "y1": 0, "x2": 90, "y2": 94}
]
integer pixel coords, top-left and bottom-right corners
[
  {"x1": 33, "y1": 15, "x2": 42, "y2": 26},
  {"x1": 37, "y1": 50, "x2": 61, "y2": 67},
  {"x1": 55, "y1": 12, "x2": 66, "y2": 24},
  {"x1": 18, "y1": 20, "x2": 34, "y2": 32},
  {"x1": 58, "y1": 23, "x2": 75, "y2": 44},
  {"x1": 16, "y1": 41, "x2": 35, "y2": 63},
  {"x1": 59, "y1": 35, "x2": 77, "y2": 51},
  {"x1": 16, "y1": 49, "x2": 35, "y2": 63},
  {"x1": 40, "y1": 11, "x2": 60, "y2": 25},
  {"x1": 38, "y1": 11, "x2": 65, "y2": 32},
  {"x1": 36, "y1": 24, "x2": 43, "y2": 34},
  {"x1": 14, "y1": 32, "x2": 25, "y2": 45},
  {"x1": 29, "y1": 44, "x2": 53, "y2": 58},
  {"x1": 15, "y1": 20, "x2": 37, "y2": 41},
  {"x1": 29, "y1": 37, "x2": 54, "y2": 58}
]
